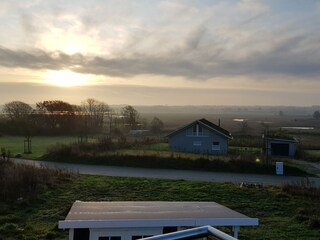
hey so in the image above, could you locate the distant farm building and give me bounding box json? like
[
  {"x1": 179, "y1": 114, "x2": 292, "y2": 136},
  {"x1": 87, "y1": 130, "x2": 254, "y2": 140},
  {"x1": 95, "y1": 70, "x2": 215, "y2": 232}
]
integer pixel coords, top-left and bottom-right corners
[
  {"x1": 166, "y1": 118, "x2": 232, "y2": 155},
  {"x1": 263, "y1": 135, "x2": 298, "y2": 158},
  {"x1": 58, "y1": 201, "x2": 259, "y2": 240}
]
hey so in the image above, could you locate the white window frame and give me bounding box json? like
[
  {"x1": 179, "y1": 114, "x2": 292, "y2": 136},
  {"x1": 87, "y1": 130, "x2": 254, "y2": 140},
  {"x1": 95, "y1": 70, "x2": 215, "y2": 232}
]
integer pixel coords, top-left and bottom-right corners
[{"x1": 186, "y1": 124, "x2": 208, "y2": 137}]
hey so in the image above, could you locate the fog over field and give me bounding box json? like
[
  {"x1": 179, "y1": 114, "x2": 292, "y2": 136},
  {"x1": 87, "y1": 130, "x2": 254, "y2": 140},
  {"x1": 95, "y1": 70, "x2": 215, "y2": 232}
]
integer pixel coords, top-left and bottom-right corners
[{"x1": 1, "y1": 104, "x2": 319, "y2": 116}]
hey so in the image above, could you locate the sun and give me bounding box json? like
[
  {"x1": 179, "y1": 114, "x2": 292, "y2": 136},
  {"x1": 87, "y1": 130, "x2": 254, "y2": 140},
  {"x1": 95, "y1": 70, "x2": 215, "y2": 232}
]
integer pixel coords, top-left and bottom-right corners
[{"x1": 43, "y1": 70, "x2": 90, "y2": 87}]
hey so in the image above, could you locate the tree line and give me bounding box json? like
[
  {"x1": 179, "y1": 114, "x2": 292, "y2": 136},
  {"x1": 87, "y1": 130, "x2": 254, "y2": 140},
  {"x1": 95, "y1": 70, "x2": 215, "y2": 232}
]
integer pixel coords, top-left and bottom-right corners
[{"x1": 0, "y1": 99, "x2": 164, "y2": 136}]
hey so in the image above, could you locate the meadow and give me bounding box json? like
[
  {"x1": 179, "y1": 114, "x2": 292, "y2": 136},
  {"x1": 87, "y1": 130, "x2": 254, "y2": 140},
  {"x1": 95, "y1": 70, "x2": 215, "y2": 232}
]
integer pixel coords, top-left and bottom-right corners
[
  {"x1": 0, "y1": 171, "x2": 319, "y2": 240},
  {"x1": 0, "y1": 136, "x2": 78, "y2": 159}
]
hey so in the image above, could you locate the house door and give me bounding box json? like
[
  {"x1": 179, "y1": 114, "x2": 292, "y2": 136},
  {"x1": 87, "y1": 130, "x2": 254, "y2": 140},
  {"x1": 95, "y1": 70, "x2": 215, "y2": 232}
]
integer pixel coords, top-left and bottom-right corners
[
  {"x1": 74, "y1": 228, "x2": 89, "y2": 240},
  {"x1": 271, "y1": 143, "x2": 289, "y2": 156}
]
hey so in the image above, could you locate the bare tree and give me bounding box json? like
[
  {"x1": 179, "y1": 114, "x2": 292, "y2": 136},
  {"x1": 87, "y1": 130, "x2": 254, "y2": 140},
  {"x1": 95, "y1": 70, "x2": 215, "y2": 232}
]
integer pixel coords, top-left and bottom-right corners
[
  {"x1": 121, "y1": 105, "x2": 140, "y2": 130},
  {"x1": 3, "y1": 101, "x2": 34, "y2": 144},
  {"x1": 81, "y1": 98, "x2": 111, "y2": 132},
  {"x1": 239, "y1": 120, "x2": 249, "y2": 135},
  {"x1": 3, "y1": 101, "x2": 33, "y2": 121},
  {"x1": 150, "y1": 117, "x2": 164, "y2": 134}
]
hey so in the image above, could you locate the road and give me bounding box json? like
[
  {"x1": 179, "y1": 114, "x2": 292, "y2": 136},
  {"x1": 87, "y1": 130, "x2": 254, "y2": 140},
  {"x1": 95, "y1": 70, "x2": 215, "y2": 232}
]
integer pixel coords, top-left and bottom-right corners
[{"x1": 11, "y1": 158, "x2": 320, "y2": 187}]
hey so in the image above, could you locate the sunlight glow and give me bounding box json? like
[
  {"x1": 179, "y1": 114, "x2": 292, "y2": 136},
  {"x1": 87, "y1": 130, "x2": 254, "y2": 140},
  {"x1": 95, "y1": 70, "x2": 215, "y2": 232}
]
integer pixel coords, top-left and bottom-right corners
[{"x1": 44, "y1": 70, "x2": 91, "y2": 87}]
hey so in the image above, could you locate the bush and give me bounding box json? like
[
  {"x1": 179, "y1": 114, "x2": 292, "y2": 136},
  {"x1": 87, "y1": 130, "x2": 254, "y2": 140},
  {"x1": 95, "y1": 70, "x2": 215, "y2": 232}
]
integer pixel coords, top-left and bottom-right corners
[
  {"x1": 0, "y1": 160, "x2": 72, "y2": 202},
  {"x1": 281, "y1": 178, "x2": 320, "y2": 200}
]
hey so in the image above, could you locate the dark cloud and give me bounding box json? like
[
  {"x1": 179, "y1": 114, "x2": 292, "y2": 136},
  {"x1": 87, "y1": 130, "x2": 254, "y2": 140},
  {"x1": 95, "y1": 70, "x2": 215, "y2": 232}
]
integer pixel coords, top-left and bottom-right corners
[
  {"x1": 223, "y1": 35, "x2": 320, "y2": 77},
  {"x1": 0, "y1": 47, "x2": 84, "y2": 70},
  {"x1": 1, "y1": 1, "x2": 319, "y2": 81},
  {"x1": 184, "y1": 25, "x2": 207, "y2": 51},
  {"x1": 1, "y1": 31, "x2": 320, "y2": 80}
]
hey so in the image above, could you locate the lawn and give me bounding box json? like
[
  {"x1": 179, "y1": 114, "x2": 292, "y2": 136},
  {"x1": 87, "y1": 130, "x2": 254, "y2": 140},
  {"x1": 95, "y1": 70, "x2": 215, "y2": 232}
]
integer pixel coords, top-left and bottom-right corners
[
  {"x1": 0, "y1": 175, "x2": 319, "y2": 240},
  {"x1": 0, "y1": 136, "x2": 77, "y2": 159},
  {"x1": 304, "y1": 150, "x2": 320, "y2": 162},
  {"x1": 229, "y1": 146, "x2": 262, "y2": 154},
  {"x1": 133, "y1": 142, "x2": 169, "y2": 151}
]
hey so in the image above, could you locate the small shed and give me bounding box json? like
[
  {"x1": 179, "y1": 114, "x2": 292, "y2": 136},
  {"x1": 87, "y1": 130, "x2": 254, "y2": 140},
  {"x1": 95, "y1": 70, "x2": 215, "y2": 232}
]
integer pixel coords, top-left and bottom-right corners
[
  {"x1": 59, "y1": 201, "x2": 258, "y2": 240},
  {"x1": 166, "y1": 118, "x2": 232, "y2": 155},
  {"x1": 263, "y1": 135, "x2": 298, "y2": 158}
]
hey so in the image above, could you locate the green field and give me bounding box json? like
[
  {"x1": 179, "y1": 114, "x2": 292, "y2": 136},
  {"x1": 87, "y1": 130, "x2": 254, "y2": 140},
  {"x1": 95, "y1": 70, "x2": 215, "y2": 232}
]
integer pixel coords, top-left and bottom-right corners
[
  {"x1": 0, "y1": 175, "x2": 319, "y2": 240},
  {"x1": 305, "y1": 150, "x2": 320, "y2": 157},
  {"x1": 0, "y1": 136, "x2": 78, "y2": 159}
]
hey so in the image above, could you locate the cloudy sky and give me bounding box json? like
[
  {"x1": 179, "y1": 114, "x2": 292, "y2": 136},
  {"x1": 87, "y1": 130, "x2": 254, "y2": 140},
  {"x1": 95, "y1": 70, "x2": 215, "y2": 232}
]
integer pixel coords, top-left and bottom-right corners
[{"x1": 0, "y1": 0, "x2": 320, "y2": 105}]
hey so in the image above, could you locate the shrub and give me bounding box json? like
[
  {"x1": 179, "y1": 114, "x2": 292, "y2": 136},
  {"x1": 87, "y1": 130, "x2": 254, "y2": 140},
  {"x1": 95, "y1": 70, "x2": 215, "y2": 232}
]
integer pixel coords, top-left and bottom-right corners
[
  {"x1": 0, "y1": 160, "x2": 72, "y2": 202},
  {"x1": 281, "y1": 178, "x2": 320, "y2": 200}
]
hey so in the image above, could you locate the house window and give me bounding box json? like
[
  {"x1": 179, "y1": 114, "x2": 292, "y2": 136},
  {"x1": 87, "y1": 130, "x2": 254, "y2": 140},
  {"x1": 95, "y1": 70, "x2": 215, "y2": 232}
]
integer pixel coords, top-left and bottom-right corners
[
  {"x1": 74, "y1": 228, "x2": 89, "y2": 240},
  {"x1": 163, "y1": 227, "x2": 178, "y2": 234},
  {"x1": 187, "y1": 124, "x2": 208, "y2": 137},
  {"x1": 212, "y1": 141, "x2": 220, "y2": 150},
  {"x1": 192, "y1": 124, "x2": 197, "y2": 134},
  {"x1": 99, "y1": 237, "x2": 121, "y2": 240},
  {"x1": 192, "y1": 124, "x2": 202, "y2": 136},
  {"x1": 193, "y1": 141, "x2": 202, "y2": 146},
  {"x1": 132, "y1": 236, "x2": 152, "y2": 240}
]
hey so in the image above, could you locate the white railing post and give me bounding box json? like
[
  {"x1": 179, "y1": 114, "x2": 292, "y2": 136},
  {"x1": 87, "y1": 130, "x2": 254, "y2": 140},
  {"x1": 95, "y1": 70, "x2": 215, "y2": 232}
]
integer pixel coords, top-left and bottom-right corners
[{"x1": 232, "y1": 226, "x2": 239, "y2": 239}]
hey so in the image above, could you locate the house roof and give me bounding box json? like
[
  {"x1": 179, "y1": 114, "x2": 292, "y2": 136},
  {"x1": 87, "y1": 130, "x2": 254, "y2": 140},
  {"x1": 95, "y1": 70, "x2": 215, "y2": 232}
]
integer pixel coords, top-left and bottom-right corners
[
  {"x1": 263, "y1": 134, "x2": 298, "y2": 143},
  {"x1": 58, "y1": 201, "x2": 258, "y2": 229},
  {"x1": 166, "y1": 118, "x2": 232, "y2": 139}
]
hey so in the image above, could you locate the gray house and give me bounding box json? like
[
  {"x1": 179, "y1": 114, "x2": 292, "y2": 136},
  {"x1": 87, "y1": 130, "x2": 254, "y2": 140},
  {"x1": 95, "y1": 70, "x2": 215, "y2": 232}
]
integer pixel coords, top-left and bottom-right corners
[
  {"x1": 167, "y1": 118, "x2": 232, "y2": 155},
  {"x1": 263, "y1": 135, "x2": 298, "y2": 158}
]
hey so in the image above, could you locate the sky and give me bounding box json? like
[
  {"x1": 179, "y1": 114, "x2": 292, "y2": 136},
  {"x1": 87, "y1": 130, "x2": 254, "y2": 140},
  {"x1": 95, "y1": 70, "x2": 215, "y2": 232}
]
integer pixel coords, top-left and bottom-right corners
[{"x1": 0, "y1": 0, "x2": 320, "y2": 106}]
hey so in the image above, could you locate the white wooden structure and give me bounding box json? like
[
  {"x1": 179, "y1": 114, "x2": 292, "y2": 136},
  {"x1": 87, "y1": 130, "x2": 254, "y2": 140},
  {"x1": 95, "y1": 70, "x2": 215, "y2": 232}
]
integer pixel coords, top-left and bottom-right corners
[
  {"x1": 59, "y1": 201, "x2": 259, "y2": 240},
  {"x1": 143, "y1": 225, "x2": 238, "y2": 240}
]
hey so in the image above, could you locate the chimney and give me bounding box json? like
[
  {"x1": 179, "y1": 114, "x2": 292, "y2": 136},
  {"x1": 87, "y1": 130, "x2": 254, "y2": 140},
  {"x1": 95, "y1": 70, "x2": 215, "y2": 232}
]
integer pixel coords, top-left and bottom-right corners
[{"x1": 218, "y1": 118, "x2": 221, "y2": 127}]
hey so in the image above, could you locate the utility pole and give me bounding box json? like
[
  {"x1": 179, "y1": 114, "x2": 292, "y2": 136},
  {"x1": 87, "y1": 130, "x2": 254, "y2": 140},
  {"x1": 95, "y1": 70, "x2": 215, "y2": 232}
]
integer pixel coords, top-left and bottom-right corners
[{"x1": 264, "y1": 130, "x2": 269, "y2": 165}]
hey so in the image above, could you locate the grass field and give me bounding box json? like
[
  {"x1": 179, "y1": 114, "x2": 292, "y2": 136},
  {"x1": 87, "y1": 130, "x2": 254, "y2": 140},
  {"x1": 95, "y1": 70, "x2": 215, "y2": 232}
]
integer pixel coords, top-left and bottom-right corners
[
  {"x1": 0, "y1": 174, "x2": 319, "y2": 240},
  {"x1": 305, "y1": 150, "x2": 320, "y2": 158},
  {"x1": 0, "y1": 136, "x2": 78, "y2": 159}
]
